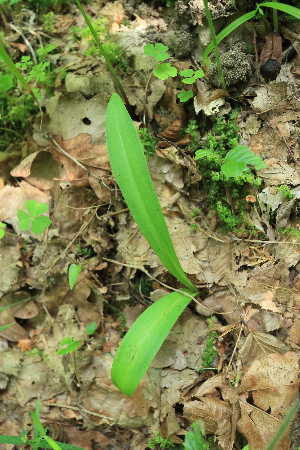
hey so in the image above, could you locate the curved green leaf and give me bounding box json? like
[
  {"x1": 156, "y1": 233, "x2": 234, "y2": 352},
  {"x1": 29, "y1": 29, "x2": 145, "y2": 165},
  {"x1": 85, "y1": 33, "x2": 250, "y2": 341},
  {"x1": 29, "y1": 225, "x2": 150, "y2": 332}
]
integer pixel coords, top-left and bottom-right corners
[
  {"x1": 111, "y1": 289, "x2": 196, "y2": 396},
  {"x1": 105, "y1": 93, "x2": 196, "y2": 292},
  {"x1": 68, "y1": 263, "x2": 82, "y2": 290},
  {"x1": 203, "y1": 9, "x2": 258, "y2": 60},
  {"x1": 259, "y1": 2, "x2": 300, "y2": 19}
]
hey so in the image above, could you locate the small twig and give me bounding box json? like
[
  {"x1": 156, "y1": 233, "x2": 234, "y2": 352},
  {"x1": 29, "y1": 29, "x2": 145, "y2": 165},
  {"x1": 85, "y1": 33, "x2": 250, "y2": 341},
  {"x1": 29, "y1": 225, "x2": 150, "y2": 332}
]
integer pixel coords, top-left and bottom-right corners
[{"x1": 10, "y1": 23, "x2": 37, "y2": 65}]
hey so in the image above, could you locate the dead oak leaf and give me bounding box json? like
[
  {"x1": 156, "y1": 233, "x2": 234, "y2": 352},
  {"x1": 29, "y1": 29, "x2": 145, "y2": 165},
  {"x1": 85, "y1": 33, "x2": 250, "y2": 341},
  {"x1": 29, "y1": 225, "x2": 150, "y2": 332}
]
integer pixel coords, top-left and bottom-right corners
[{"x1": 49, "y1": 134, "x2": 112, "y2": 202}]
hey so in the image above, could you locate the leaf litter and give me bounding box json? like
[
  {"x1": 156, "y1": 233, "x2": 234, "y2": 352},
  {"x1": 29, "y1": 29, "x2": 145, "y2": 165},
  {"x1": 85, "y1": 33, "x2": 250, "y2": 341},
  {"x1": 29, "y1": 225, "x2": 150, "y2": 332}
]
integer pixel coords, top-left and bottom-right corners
[{"x1": 0, "y1": 1, "x2": 300, "y2": 449}]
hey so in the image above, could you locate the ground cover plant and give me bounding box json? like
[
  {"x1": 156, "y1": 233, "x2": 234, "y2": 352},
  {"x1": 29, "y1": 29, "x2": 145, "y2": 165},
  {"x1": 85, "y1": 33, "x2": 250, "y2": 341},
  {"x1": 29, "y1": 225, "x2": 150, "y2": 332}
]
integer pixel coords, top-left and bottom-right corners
[{"x1": 0, "y1": 0, "x2": 300, "y2": 449}]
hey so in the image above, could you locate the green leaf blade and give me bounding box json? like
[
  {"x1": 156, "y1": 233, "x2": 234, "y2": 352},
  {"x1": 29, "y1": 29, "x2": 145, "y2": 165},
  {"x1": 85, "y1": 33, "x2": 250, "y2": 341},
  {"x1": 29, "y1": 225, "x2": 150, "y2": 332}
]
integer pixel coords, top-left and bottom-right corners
[
  {"x1": 195, "y1": 149, "x2": 214, "y2": 159},
  {"x1": 259, "y1": 2, "x2": 300, "y2": 19},
  {"x1": 68, "y1": 263, "x2": 82, "y2": 290},
  {"x1": 111, "y1": 289, "x2": 195, "y2": 396},
  {"x1": 105, "y1": 93, "x2": 195, "y2": 292}
]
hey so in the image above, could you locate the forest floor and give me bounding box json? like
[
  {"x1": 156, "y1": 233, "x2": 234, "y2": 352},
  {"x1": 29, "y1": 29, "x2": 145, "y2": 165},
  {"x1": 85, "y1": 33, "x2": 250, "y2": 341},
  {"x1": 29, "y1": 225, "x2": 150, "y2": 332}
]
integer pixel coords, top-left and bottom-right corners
[{"x1": 0, "y1": 1, "x2": 299, "y2": 449}]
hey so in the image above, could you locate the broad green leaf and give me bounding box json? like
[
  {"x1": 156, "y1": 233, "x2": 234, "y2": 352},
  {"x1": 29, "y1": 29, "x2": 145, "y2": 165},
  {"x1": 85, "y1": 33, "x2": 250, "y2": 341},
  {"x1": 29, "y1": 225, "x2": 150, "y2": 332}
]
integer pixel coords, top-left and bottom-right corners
[
  {"x1": 177, "y1": 90, "x2": 193, "y2": 102},
  {"x1": 111, "y1": 289, "x2": 196, "y2": 396},
  {"x1": 194, "y1": 149, "x2": 214, "y2": 159},
  {"x1": 0, "y1": 74, "x2": 13, "y2": 91},
  {"x1": 224, "y1": 145, "x2": 267, "y2": 169},
  {"x1": 260, "y1": 2, "x2": 300, "y2": 19},
  {"x1": 179, "y1": 69, "x2": 194, "y2": 77},
  {"x1": 31, "y1": 216, "x2": 52, "y2": 234},
  {"x1": 68, "y1": 263, "x2": 82, "y2": 290},
  {"x1": 17, "y1": 210, "x2": 32, "y2": 231},
  {"x1": 222, "y1": 145, "x2": 266, "y2": 177},
  {"x1": 105, "y1": 93, "x2": 195, "y2": 292},
  {"x1": 203, "y1": 9, "x2": 258, "y2": 60},
  {"x1": 221, "y1": 160, "x2": 249, "y2": 178},
  {"x1": 154, "y1": 63, "x2": 177, "y2": 80},
  {"x1": 25, "y1": 200, "x2": 49, "y2": 216}
]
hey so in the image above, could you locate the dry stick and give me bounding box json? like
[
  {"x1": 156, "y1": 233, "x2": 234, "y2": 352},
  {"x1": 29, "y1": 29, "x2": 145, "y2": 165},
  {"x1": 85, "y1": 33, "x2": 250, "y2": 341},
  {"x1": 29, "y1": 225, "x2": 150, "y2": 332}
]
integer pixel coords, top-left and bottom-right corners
[{"x1": 10, "y1": 23, "x2": 37, "y2": 65}]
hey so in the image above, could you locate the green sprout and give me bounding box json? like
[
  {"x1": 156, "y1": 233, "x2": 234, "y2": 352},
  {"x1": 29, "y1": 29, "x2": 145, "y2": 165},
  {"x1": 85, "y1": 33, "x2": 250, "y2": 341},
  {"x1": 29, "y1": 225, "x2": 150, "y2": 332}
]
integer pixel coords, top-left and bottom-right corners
[{"x1": 17, "y1": 200, "x2": 52, "y2": 234}]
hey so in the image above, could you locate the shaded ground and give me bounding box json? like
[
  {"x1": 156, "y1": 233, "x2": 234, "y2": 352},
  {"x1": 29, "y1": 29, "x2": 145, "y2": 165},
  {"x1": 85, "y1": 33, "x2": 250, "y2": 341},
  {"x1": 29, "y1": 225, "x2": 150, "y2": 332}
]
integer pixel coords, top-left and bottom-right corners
[{"x1": 0, "y1": 1, "x2": 299, "y2": 449}]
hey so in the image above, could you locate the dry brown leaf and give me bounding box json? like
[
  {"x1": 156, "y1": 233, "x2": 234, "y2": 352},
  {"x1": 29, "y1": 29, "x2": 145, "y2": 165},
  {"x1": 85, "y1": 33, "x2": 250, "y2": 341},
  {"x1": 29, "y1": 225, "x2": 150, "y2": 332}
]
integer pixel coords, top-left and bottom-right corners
[
  {"x1": 239, "y1": 332, "x2": 289, "y2": 365},
  {"x1": 183, "y1": 397, "x2": 232, "y2": 449},
  {"x1": 49, "y1": 134, "x2": 112, "y2": 202}
]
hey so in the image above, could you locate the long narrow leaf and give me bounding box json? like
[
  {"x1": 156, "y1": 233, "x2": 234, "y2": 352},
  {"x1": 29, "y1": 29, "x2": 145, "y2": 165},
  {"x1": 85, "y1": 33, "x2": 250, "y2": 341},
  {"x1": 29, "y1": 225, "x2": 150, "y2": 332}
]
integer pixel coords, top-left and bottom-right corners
[
  {"x1": 105, "y1": 93, "x2": 196, "y2": 292},
  {"x1": 259, "y1": 2, "x2": 300, "y2": 19},
  {"x1": 0, "y1": 44, "x2": 31, "y2": 92},
  {"x1": 111, "y1": 289, "x2": 196, "y2": 396},
  {"x1": 203, "y1": 9, "x2": 258, "y2": 60}
]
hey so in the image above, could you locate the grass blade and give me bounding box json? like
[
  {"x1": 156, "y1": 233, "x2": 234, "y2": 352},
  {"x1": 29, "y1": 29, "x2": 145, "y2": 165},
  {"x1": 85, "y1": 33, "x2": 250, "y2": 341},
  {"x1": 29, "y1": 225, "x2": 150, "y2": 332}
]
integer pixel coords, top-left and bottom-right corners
[
  {"x1": 259, "y1": 2, "x2": 300, "y2": 19},
  {"x1": 111, "y1": 289, "x2": 196, "y2": 396},
  {"x1": 203, "y1": 9, "x2": 258, "y2": 60},
  {"x1": 105, "y1": 93, "x2": 196, "y2": 292}
]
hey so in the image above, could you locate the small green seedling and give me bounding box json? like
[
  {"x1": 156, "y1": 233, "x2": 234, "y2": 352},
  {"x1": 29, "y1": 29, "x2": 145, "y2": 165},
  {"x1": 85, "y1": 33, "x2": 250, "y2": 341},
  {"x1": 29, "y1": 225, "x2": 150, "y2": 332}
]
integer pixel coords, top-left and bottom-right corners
[
  {"x1": 68, "y1": 263, "x2": 82, "y2": 290},
  {"x1": 57, "y1": 322, "x2": 97, "y2": 355},
  {"x1": 17, "y1": 200, "x2": 52, "y2": 234},
  {"x1": 147, "y1": 431, "x2": 174, "y2": 449}
]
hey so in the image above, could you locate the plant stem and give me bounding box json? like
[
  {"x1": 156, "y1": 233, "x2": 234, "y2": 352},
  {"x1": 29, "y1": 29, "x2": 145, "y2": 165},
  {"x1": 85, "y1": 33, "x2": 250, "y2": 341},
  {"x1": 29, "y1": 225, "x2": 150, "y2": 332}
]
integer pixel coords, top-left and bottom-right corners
[
  {"x1": 75, "y1": 0, "x2": 133, "y2": 116},
  {"x1": 203, "y1": 0, "x2": 227, "y2": 90},
  {"x1": 272, "y1": 0, "x2": 279, "y2": 31}
]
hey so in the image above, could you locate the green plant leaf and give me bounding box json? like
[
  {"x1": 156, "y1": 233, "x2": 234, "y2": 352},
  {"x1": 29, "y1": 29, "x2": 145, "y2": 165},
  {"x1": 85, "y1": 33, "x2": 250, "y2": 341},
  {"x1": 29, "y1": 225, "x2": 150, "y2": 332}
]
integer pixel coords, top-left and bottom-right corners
[
  {"x1": 111, "y1": 289, "x2": 196, "y2": 396},
  {"x1": 144, "y1": 43, "x2": 169, "y2": 61},
  {"x1": 0, "y1": 323, "x2": 14, "y2": 331},
  {"x1": 177, "y1": 90, "x2": 193, "y2": 102},
  {"x1": 0, "y1": 74, "x2": 13, "y2": 91},
  {"x1": 0, "y1": 222, "x2": 5, "y2": 239},
  {"x1": 260, "y1": 2, "x2": 300, "y2": 19},
  {"x1": 203, "y1": 9, "x2": 258, "y2": 60},
  {"x1": 68, "y1": 263, "x2": 82, "y2": 290},
  {"x1": 221, "y1": 145, "x2": 267, "y2": 177},
  {"x1": 194, "y1": 149, "x2": 214, "y2": 159},
  {"x1": 179, "y1": 69, "x2": 194, "y2": 77},
  {"x1": 57, "y1": 337, "x2": 81, "y2": 355},
  {"x1": 30, "y1": 412, "x2": 46, "y2": 438},
  {"x1": 86, "y1": 322, "x2": 97, "y2": 335},
  {"x1": 17, "y1": 210, "x2": 32, "y2": 231},
  {"x1": 31, "y1": 216, "x2": 52, "y2": 234},
  {"x1": 153, "y1": 63, "x2": 177, "y2": 80},
  {"x1": 105, "y1": 93, "x2": 196, "y2": 292},
  {"x1": 25, "y1": 200, "x2": 49, "y2": 216}
]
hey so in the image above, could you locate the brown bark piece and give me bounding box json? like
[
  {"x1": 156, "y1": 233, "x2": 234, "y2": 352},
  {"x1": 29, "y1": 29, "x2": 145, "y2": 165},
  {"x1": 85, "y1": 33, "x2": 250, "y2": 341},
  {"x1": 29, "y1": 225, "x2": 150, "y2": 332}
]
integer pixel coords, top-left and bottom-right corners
[{"x1": 260, "y1": 32, "x2": 282, "y2": 64}]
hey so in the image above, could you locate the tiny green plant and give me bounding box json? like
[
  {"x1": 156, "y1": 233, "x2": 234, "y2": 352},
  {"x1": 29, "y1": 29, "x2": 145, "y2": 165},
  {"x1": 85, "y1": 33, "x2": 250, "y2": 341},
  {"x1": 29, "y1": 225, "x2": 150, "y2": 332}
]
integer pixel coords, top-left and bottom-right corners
[
  {"x1": 183, "y1": 420, "x2": 211, "y2": 450},
  {"x1": 147, "y1": 431, "x2": 174, "y2": 449},
  {"x1": 68, "y1": 263, "x2": 82, "y2": 290},
  {"x1": 277, "y1": 185, "x2": 295, "y2": 200},
  {"x1": 57, "y1": 322, "x2": 97, "y2": 355},
  {"x1": 17, "y1": 200, "x2": 52, "y2": 234},
  {"x1": 143, "y1": 43, "x2": 204, "y2": 102},
  {"x1": 138, "y1": 127, "x2": 157, "y2": 157},
  {"x1": 200, "y1": 316, "x2": 218, "y2": 372}
]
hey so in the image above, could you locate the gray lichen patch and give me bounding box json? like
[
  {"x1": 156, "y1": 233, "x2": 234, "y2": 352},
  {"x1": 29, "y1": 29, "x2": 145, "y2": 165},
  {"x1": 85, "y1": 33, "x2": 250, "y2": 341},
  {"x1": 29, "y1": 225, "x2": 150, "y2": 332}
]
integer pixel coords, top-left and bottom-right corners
[
  {"x1": 208, "y1": 44, "x2": 253, "y2": 87},
  {"x1": 162, "y1": 26, "x2": 193, "y2": 59}
]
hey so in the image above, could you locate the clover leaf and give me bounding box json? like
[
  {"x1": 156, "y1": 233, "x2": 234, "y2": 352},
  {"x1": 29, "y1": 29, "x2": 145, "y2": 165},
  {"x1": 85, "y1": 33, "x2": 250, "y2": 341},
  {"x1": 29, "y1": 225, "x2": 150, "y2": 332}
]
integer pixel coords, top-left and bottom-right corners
[
  {"x1": 17, "y1": 200, "x2": 52, "y2": 234},
  {"x1": 177, "y1": 90, "x2": 193, "y2": 102},
  {"x1": 144, "y1": 43, "x2": 169, "y2": 62},
  {"x1": 153, "y1": 63, "x2": 177, "y2": 80},
  {"x1": 179, "y1": 68, "x2": 205, "y2": 84}
]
